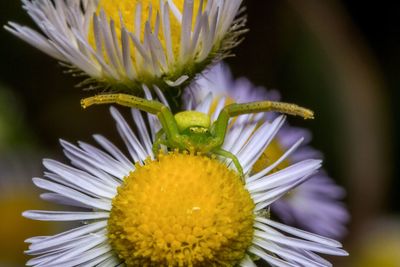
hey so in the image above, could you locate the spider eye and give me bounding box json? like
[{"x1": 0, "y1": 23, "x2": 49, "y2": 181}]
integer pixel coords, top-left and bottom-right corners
[{"x1": 189, "y1": 127, "x2": 209, "y2": 134}]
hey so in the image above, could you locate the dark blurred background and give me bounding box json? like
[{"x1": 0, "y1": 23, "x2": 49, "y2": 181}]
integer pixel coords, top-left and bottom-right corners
[{"x1": 0, "y1": 0, "x2": 399, "y2": 266}]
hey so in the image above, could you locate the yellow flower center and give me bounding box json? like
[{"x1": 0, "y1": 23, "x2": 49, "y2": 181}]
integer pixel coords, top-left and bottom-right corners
[
  {"x1": 252, "y1": 140, "x2": 290, "y2": 174},
  {"x1": 89, "y1": 0, "x2": 205, "y2": 67},
  {"x1": 108, "y1": 152, "x2": 255, "y2": 266}
]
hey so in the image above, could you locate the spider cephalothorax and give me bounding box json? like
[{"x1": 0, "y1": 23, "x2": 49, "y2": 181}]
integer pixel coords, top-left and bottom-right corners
[
  {"x1": 81, "y1": 94, "x2": 314, "y2": 177},
  {"x1": 164, "y1": 111, "x2": 214, "y2": 151}
]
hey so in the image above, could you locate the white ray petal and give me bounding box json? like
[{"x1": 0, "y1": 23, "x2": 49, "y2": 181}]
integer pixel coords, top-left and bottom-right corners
[
  {"x1": 60, "y1": 139, "x2": 128, "y2": 179},
  {"x1": 253, "y1": 239, "x2": 327, "y2": 267},
  {"x1": 96, "y1": 255, "x2": 123, "y2": 267},
  {"x1": 40, "y1": 193, "x2": 92, "y2": 209},
  {"x1": 43, "y1": 158, "x2": 117, "y2": 198},
  {"x1": 246, "y1": 160, "x2": 322, "y2": 193},
  {"x1": 32, "y1": 178, "x2": 111, "y2": 211},
  {"x1": 254, "y1": 174, "x2": 314, "y2": 211},
  {"x1": 23, "y1": 211, "x2": 109, "y2": 221},
  {"x1": 65, "y1": 156, "x2": 121, "y2": 188},
  {"x1": 222, "y1": 114, "x2": 252, "y2": 152},
  {"x1": 26, "y1": 230, "x2": 106, "y2": 256},
  {"x1": 255, "y1": 217, "x2": 342, "y2": 248},
  {"x1": 195, "y1": 92, "x2": 213, "y2": 113},
  {"x1": 27, "y1": 221, "x2": 107, "y2": 251},
  {"x1": 80, "y1": 252, "x2": 120, "y2": 267},
  {"x1": 43, "y1": 243, "x2": 112, "y2": 267},
  {"x1": 247, "y1": 138, "x2": 304, "y2": 183},
  {"x1": 78, "y1": 141, "x2": 132, "y2": 175},
  {"x1": 239, "y1": 254, "x2": 257, "y2": 267},
  {"x1": 248, "y1": 246, "x2": 297, "y2": 267},
  {"x1": 93, "y1": 134, "x2": 134, "y2": 170},
  {"x1": 27, "y1": 231, "x2": 107, "y2": 266},
  {"x1": 238, "y1": 116, "x2": 285, "y2": 172},
  {"x1": 110, "y1": 107, "x2": 149, "y2": 162},
  {"x1": 254, "y1": 230, "x2": 348, "y2": 256}
]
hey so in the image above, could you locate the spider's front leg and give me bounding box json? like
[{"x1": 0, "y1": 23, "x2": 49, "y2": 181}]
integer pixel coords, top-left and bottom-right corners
[
  {"x1": 210, "y1": 99, "x2": 314, "y2": 152},
  {"x1": 223, "y1": 101, "x2": 314, "y2": 119},
  {"x1": 208, "y1": 100, "x2": 315, "y2": 180},
  {"x1": 81, "y1": 94, "x2": 165, "y2": 114},
  {"x1": 81, "y1": 93, "x2": 184, "y2": 150}
]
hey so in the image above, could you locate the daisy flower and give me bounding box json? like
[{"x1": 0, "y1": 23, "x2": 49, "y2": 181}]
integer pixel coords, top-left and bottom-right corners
[
  {"x1": 23, "y1": 95, "x2": 347, "y2": 266},
  {"x1": 186, "y1": 62, "x2": 350, "y2": 239},
  {"x1": 6, "y1": 0, "x2": 246, "y2": 94}
]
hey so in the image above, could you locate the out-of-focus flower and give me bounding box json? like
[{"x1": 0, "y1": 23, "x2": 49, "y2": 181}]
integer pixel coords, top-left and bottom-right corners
[
  {"x1": 0, "y1": 154, "x2": 56, "y2": 267},
  {"x1": 24, "y1": 101, "x2": 346, "y2": 266},
  {"x1": 187, "y1": 62, "x2": 349, "y2": 239},
  {"x1": 352, "y1": 218, "x2": 400, "y2": 267},
  {"x1": 6, "y1": 0, "x2": 246, "y2": 94}
]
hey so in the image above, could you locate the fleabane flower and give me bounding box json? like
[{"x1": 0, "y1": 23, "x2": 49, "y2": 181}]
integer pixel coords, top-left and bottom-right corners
[
  {"x1": 6, "y1": 0, "x2": 245, "y2": 93},
  {"x1": 187, "y1": 62, "x2": 350, "y2": 239},
  {"x1": 23, "y1": 98, "x2": 347, "y2": 266}
]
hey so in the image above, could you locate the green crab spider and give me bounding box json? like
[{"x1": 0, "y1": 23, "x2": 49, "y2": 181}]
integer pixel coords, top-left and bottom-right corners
[{"x1": 81, "y1": 94, "x2": 314, "y2": 177}]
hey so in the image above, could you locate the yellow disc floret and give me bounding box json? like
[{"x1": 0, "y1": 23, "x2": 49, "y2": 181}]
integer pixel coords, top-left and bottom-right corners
[
  {"x1": 91, "y1": 0, "x2": 204, "y2": 59},
  {"x1": 252, "y1": 140, "x2": 290, "y2": 174},
  {"x1": 108, "y1": 152, "x2": 255, "y2": 266}
]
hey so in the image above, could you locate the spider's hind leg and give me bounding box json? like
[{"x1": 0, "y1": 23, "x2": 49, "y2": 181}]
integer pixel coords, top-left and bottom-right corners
[
  {"x1": 152, "y1": 129, "x2": 168, "y2": 156},
  {"x1": 213, "y1": 148, "x2": 244, "y2": 182},
  {"x1": 81, "y1": 93, "x2": 183, "y2": 150}
]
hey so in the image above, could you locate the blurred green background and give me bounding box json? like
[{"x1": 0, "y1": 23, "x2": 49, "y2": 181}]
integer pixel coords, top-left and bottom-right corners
[{"x1": 0, "y1": 0, "x2": 399, "y2": 266}]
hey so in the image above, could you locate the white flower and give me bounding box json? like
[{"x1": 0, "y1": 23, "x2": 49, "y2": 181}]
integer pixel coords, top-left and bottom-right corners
[
  {"x1": 24, "y1": 95, "x2": 347, "y2": 266},
  {"x1": 6, "y1": 0, "x2": 246, "y2": 92}
]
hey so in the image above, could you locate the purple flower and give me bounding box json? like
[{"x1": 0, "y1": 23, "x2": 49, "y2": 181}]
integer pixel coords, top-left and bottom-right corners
[{"x1": 187, "y1": 62, "x2": 350, "y2": 239}]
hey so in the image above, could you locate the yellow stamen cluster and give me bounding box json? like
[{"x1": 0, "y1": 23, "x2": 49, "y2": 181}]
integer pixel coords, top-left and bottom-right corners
[
  {"x1": 108, "y1": 152, "x2": 255, "y2": 266},
  {"x1": 252, "y1": 140, "x2": 290, "y2": 174},
  {"x1": 92, "y1": 0, "x2": 204, "y2": 59}
]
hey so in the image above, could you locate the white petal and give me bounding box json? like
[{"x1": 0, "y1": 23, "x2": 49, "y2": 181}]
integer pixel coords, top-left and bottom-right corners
[
  {"x1": 254, "y1": 230, "x2": 348, "y2": 256},
  {"x1": 43, "y1": 243, "x2": 112, "y2": 267},
  {"x1": 27, "y1": 231, "x2": 107, "y2": 266},
  {"x1": 43, "y1": 158, "x2": 117, "y2": 198},
  {"x1": 27, "y1": 221, "x2": 107, "y2": 251},
  {"x1": 40, "y1": 193, "x2": 91, "y2": 209},
  {"x1": 23, "y1": 210, "x2": 109, "y2": 221},
  {"x1": 32, "y1": 178, "x2": 111, "y2": 211},
  {"x1": 252, "y1": 238, "x2": 327, "y2": 267},
  {"x1": 255, "y1": 217, "x2": 342, "y2": 248},
  {"x1": 246, "y1": 160, "x2": 322, "y2": 193},
  {"x1": 110, "y1": 106, "x2": 149, "y2": 162},
  {"x1": 93, "y1": 134, "x2": 134, "y2": 170},
  {"x1": 78, "y1": 141, "x2": 132, "y2": 175},
  {"x1": 247, "y1": 138, "x2": 304, "y2": 183},
  {"x1": 239, "y1": 254, "x2": 257, "y2": 267},
  {"x1": 195, "y1": 92, "x2": 213, "y2": 113},
  {"x1": 60, "y1": 139, "x2": 127, "y2": 180},
  {"x1": 95, "y1": 255, "x2": 123, "y2": 267},
  {"x1": 165, "y1": 75, "x2": 189, "y2": 87},
  {"x1": 248, "y1": 246, "x2": 297, "y2": 267}
]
